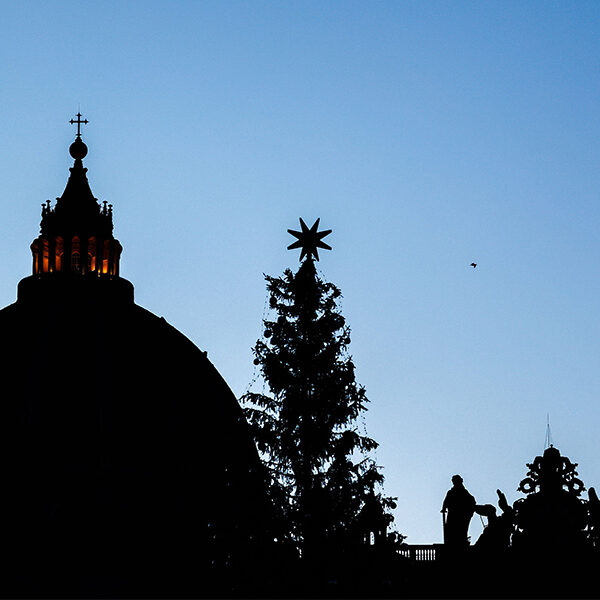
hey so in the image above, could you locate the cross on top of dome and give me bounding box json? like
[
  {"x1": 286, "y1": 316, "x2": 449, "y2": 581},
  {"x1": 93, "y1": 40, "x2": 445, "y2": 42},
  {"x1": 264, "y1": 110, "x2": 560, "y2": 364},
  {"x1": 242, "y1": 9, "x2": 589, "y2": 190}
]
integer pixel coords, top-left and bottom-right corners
[
  {"x1": 68, "y1": 112, "x2": 89, "y2": 160},
  {"x1": 69, "y1": 112, "x2": 88, "y2": 138}
]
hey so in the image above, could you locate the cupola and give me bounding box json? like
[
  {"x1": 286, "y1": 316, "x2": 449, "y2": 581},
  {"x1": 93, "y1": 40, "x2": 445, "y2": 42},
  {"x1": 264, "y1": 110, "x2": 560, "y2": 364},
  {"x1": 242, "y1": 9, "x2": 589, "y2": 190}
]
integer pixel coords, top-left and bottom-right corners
[{"x1": 29, "y1": 113, "x2": 122, "y2": 277}]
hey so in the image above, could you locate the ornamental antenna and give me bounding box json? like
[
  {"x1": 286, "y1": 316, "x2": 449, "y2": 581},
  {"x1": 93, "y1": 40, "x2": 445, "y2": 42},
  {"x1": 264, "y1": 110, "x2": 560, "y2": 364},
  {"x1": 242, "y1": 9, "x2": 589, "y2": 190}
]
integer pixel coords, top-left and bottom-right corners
[{"x1": 544, "y1": 413, "x2": 553, "y2": 450}]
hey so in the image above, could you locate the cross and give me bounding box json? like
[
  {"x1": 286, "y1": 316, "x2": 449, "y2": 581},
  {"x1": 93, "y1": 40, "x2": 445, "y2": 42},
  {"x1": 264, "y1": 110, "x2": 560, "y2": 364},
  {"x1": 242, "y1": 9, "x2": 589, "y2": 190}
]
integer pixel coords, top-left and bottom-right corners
[{"x1": 69, "y1": 112, "x2": 89, "y2": 137}]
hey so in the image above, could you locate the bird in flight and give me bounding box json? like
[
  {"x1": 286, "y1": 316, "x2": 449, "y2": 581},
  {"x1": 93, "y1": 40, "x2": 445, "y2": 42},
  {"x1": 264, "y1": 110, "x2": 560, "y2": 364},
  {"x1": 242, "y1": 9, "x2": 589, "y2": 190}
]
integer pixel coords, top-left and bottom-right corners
[{"x1": 470, "y1": 262, "x2": 477, "y2": 268}]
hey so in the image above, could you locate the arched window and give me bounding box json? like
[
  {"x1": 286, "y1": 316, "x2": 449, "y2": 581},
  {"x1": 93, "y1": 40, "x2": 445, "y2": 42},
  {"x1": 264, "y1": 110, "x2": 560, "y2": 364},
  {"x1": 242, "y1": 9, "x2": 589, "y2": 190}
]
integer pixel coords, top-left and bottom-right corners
[
  {"x1": 71, "y1": 236, "x2": 81, "y2": 273},
  {"x1": 42, "y1": 238, "x2": 49, "y2": 273},
  {"x1": 71, "y1": 252, "x2": 81, "y2": 272},
  {"x1": 88, "y1": 237, "x2": 97, "y2": 272},
  {"x1": 102, "y1": 240, "x2": 110, "y2": 274},
  {"x1": 55, "y1": 236, "x2": 63, "y2": 271}
]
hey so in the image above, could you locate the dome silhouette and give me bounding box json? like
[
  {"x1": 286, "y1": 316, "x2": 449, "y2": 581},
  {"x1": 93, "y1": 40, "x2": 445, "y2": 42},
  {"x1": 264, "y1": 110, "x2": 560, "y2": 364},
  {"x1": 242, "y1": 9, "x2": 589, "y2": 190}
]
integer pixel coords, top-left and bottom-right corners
[{"x1": 0, "y1": 123, "x2": 270, "y2": 596}]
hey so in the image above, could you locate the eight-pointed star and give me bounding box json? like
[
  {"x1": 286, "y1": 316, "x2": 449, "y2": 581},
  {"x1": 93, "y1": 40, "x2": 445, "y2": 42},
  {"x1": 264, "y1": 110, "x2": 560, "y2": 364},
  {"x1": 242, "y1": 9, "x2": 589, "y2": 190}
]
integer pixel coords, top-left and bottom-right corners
[{"x1": 287, "y1": 218, "x2": 332, "y2": 261}]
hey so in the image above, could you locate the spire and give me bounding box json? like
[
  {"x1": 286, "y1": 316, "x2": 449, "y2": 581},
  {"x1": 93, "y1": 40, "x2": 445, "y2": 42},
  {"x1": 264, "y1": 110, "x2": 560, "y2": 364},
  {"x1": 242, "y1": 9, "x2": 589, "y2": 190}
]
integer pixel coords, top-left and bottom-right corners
[
  {"x1": 545, "y1": 413, "x2": 553, "y2": 450},
  {"x1": 55, "y1": 115, "x2": 97, "y2": 218}
]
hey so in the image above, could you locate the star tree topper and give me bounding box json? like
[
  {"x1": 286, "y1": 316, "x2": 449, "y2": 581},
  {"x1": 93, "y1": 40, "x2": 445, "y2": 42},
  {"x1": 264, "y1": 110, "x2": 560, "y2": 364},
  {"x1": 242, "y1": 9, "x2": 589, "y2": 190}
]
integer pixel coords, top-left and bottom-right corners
[{"x1": 287, "y1": 217, "x2": 332, "y2": 261}]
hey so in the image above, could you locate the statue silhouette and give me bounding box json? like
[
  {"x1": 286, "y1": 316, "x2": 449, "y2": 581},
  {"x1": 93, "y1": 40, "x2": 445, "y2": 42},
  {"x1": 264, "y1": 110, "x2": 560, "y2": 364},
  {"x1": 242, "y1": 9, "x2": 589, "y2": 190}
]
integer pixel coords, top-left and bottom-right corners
[
  {"x1": 513, "y1": 445, "x2": 587, "y2": 551},
  {"x1": 474, "y1": 490, "x2": 514, "y2": 553},
  {"x1": 587, "y1": 487, "x2": 600, "y2": 548},
  {"x1": 442, "y1": 474, "x2": 476, "y2": 548}
]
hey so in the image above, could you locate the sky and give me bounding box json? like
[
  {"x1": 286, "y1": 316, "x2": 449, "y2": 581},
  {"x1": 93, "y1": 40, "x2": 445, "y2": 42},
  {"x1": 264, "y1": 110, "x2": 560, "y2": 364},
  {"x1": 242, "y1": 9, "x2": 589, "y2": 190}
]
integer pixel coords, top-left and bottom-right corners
[{"x1": 1, "y1": 0, "x2": 600, "y2": 544}]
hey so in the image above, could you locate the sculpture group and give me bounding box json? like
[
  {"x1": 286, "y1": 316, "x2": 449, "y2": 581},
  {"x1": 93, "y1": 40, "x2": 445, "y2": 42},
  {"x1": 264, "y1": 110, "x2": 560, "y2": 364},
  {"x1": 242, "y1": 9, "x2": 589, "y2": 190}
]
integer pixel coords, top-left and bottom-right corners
[{"x1": 443, "y1": 445, "x2": 599, "y2": 556}]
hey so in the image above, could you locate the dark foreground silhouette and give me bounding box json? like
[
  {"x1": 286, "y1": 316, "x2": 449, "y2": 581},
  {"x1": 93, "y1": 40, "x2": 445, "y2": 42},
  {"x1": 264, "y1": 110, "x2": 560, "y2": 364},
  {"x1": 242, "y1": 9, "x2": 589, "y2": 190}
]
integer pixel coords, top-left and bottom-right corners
[
  {"x1": 1, "y1": 119, "x2": 597, "y2": 599},
  {"x1": 0, "y1": 122, "x2": 272, "y2": 598},
  {"x1": 247, "y1": 449, "x2": 600, "y2": 599},
  {"x1": 442, "y1": 474, "x2": 476, "y2": 548}
]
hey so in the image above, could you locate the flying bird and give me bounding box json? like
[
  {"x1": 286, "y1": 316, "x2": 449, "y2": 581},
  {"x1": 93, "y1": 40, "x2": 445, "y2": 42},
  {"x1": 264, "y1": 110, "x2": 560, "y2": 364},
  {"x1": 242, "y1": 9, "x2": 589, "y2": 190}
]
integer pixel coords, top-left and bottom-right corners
[{"x1": 470, "y1": 263, "x2": 477, "y2": 268}]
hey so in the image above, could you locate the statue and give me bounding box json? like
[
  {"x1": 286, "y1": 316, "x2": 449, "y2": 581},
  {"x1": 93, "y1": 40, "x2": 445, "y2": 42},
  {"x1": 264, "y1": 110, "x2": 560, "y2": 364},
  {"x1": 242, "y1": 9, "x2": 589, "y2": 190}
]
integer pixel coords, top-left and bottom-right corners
[
  {"x1": 512, "y1": 446, "x2": 587, "y2": 550},
  {"x1": 441, "y1": 475, "x2": 476, "y2": 548},
  {"x1": 474, "y1": 490, "x2": 514, "y2": 553},
  {"x1": 587, "y1": 487, "x2": 600, "y2": 548},
  {"x1": 517, "y1": 445, "x2": 584, "y2": 497}
]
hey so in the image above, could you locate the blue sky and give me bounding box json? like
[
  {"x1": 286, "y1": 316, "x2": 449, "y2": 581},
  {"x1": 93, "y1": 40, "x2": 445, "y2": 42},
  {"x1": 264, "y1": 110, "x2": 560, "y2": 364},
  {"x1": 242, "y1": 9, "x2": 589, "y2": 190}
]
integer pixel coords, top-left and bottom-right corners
[{"x1": 1, "y1": 1, "x2": 600, "y2": 543}]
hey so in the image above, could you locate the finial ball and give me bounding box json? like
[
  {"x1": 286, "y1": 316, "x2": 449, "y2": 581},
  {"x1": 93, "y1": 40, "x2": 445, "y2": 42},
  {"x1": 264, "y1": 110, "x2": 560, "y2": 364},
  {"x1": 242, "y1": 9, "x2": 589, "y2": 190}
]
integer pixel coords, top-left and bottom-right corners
[{"x1": 69, "y1": 137, "x2": 88, "y2": 159}]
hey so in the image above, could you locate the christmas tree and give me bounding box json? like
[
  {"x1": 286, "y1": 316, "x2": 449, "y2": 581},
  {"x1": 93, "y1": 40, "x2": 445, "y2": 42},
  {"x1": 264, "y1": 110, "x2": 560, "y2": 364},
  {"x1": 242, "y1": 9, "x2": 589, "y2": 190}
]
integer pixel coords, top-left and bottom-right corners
[{"x1": 242, "y1": 218, "x2": 399, "y2": 559}]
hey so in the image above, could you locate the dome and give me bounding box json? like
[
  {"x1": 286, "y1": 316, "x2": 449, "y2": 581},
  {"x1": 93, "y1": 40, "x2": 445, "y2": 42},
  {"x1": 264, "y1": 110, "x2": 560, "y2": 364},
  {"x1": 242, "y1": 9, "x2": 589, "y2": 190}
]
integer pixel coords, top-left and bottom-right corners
[{"x1": 0, "y1": 123, "x2": 271, "y2": 596}]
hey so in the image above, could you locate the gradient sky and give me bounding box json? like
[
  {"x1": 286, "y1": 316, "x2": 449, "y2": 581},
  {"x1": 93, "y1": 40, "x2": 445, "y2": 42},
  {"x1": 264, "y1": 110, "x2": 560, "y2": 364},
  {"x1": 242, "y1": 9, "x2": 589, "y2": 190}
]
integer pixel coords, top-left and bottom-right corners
[{"x1": 1, "y1": 1, "x2": 600, "y2": 544}]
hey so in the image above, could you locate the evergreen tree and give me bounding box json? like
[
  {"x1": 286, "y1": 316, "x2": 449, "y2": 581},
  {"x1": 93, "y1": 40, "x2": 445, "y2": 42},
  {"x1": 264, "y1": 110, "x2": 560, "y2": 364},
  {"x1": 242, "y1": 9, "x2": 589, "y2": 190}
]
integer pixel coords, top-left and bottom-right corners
[{"x1": 242, "y1": 219, "x2": 398, "y2": 557}]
